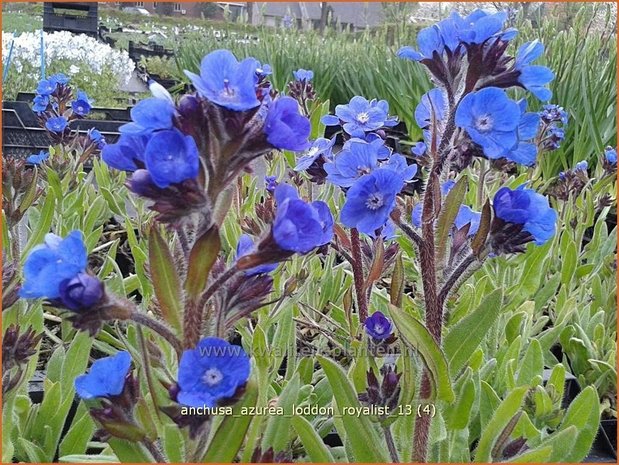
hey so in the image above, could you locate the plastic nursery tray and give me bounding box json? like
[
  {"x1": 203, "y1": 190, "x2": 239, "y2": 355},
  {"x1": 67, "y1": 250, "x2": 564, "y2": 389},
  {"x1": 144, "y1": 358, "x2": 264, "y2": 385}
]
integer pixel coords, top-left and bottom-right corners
[
  {"x1": 2, "y1": 95, "x2": 132, "y2": 160},
  {"x1": 43, "y1": 2, "x2": 99, "y2": 37}
]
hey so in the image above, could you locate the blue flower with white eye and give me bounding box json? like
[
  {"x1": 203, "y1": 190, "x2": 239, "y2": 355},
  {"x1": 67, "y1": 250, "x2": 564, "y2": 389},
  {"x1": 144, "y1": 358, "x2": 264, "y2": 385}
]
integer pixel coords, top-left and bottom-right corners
[
  {"x1": 574, "y1": 160, "x2": 588, "y2": 172},
  {"x1": 365, "y1": 311, "x2": 393, "y2": 340},
  {"x1": 324, "y1": 140, "x2": 381, "y2": 187},
  {"x1": 503, "y1": 100, "x2": 540, "y2": 166},
  {"x1": 102, "y1": 133, "x2": 150, "y2": 172},
  {"x1": 71, "y1": 91, "x2": 92, "y2": 116},
  {"x1": 119, "y1": 98, "x2": 176, "y2": 135},
  {"x1": 493, "y1": 185, "x2": 557, "y2": 246},
  {"x1": 19, "y1": 231, "x2": 88, "y2": 299},
  {"x1": 294, "y1": 137, "x2": 336, "y2": 171},
  {"x1": 144, "y1": 128, "x2": 199, "y2": 188},
  {"x1": 293, "y1": 69, "x2": 314, "y2": 81},
  {"x1": 264, "y1": 97, "x2": 311, "y2": 152},
  {"x1": 340, "y1": 168, "x2": 405, "y2": 235},
  {"x1": 36, "y1": 79, "x2": 57, "y2": 96},
  {"x1": 515, "y1": 40, "x2": 554, "y2": 102},
  {"x1": 32, "y1": 94, "x2": 49, "y2": 112},
  {"x1": 322, "y1": 96, "x2": 394, "y2": 137},
  {"x1": 45, "y1": 116, "x2": 68, "y2": 133},
  {"x1": 75, "y1": 352, "x2": 132, "y2": 400},
  {"x1": 255, "y1": 62, "x2": 272, "y2": 78},
  {"x1": 177, "y1": 338, "x2": 250, "y2": 408},
  {"x1": 455, "y1": 87, "x2": 520, "y2": 158},
  {"x1": 236, "y1": 234, "x2": 278, "y2": 276},
  {"x1": 185, "y1": 49, "x2": 260, "y2": 111},
  {"x1": 605, "y1": 147, "x2": 617, "y2": 165},
  {"x1": 272, "y1": 184, "x2": 334, "y2": 253},
  {"x1": 27, "y1": 150, "x2": 50, "y2": 165}
]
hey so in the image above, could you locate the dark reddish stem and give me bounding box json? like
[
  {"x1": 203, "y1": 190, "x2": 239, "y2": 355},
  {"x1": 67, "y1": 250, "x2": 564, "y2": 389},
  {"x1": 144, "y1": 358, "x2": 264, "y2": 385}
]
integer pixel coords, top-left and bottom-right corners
[{"x1": 350, "y1": 228, "x2": 368, "y2": 323}]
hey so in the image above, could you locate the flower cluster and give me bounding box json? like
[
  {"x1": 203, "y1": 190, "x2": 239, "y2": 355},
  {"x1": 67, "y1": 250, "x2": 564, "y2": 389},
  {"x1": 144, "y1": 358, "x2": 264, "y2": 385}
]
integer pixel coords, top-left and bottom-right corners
[
  {"x1": 322, "y1": 96, "x2": 398, "y2": 138},
  {"x1": 537, "y1": 104, "x2": 568, "y2": 152},
  {"x1": 548, "y1": 160, "x2": 589, "y2": 201},
  {"x1": 27, "y1": 74, "x2": 105, "y2": 163},
  {"x1": 2, "y1": 31, "x2": 135, "y2": 85},
  {"x1": 102, "y1": 49, "x2": 311, "y2": 223}
]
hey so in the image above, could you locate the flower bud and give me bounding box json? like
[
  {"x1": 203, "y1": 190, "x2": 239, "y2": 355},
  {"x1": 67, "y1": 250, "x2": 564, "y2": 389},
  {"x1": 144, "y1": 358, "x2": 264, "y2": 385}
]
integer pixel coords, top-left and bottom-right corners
[{"x1": 59, "y1": 272, "x2": 104, "y2": 311}]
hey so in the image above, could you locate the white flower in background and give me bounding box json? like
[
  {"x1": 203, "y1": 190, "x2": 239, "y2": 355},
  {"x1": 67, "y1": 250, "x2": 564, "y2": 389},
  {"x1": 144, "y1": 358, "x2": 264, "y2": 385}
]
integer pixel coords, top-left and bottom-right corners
[
  {"x1": 2, "y1": 30, "x2": 136, "y2": 85},
  {"x1": 69, "y1": 64, "x2": 80, "y2": 75}
]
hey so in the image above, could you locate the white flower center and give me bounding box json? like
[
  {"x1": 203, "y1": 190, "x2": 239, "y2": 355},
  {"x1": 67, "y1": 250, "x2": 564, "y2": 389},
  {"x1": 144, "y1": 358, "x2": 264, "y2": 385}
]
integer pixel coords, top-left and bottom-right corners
[
  {"x1": 357, "y1": 112, "x2": 370, "y2": 124},
  {"x1": 203, "y1": 368, "x2": 224, "y2": 386},
  {"x1": 307, "y1": 146, "x2": 320, "y2": 157},
  {"x1": 220, "y1": 79, "x2": 236, "y2": 99},
  {"x1": 366, "y1": 192, "x2": 384, "y2": 210},
  {"x1": 374, "y1": 323, "x2": 385, "y2": 334},
  {"x1": 475, "y1": 115, "x2": 493, "y2": 133}
]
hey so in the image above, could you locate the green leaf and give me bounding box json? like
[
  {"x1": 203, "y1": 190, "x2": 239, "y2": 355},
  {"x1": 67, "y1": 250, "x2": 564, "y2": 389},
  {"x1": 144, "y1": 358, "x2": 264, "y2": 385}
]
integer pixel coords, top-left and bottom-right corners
[
  {"x1": 59, "y1": 404, "x2": 95, "y2": 457},
  {"x1": 292, "y1": 416, "x2": 335, "y2": 462},
  {"x1": 516, "y1": 243, "x2": 550, "y2": 300},
  {"x1": 515, "y1": 339, "x2": 543, "y2": 386},
  {"x1": 471, "y1": 199, "x2": 491, "y2": 257},
  {"x1": 108, "y1": 438, "x2": 155, "y2": 462},
  {"x1": 21, "y1": 190, "x2": 55, "y2": 258},
  {"x1": 557, "y1": 386, "x2": 601, "y2": 462},
  {"x1": 389, "y1": 305, "x2": 454, "y2": 402},
  {"x1": 202, "y1": 379, "x2": 259, "y2": 462},
  {"x1": 444, "y1": 289, "x2": 503, "y2": 377},
  {"x1": 17, "y1": 438, "x2": 47, "y2": 463},
  {"x1": 317, "y1": 356, "x2": 390, "y2": 462},
  {"x1": 262, "y1": 373, "x2": 300, "y2": 452},
  {"x1": 148, "y1": 226, "x2": 183, "y2": 333},
  {"x1": 445, "y1": 373, "x2": 475, "y2": 430},
  {"x1": 474, "y1": 386, "x2": 528, "y2": 462},
  {"x1": 163, "y1": 424, "x2": 185, "y2": 462},
  {"x1": 185, "y1": 225, "x2": 220, "y2": 298},
  {"x1": 436, "y1": 176, "x2": 467, "y2": 263},
  {"x1": 560, "y1": 237, "x2": 578, "y2": 286},
  {"x1": 507, "y1": 446, "x2": 553, "y2": 462}
]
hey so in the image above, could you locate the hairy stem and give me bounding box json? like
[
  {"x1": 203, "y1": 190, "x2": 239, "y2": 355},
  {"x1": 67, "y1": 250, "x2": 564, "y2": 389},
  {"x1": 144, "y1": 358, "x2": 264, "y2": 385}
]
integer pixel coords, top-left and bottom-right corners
[
  {"x1": 438, "y1": 253, "x2": 477, "y2": 306},
  {"x1": 143, "y1": 438, "x2": 167, "y2": 463},
  {"x1": 130, "y1": 311, "x2": 183, "y2": 358},
  {"x1": 350, "y1": 228, "x2": 368, "y2": 323},
  {"x1": 383, "y1": 424, "x2": 400, "y2": 463}
]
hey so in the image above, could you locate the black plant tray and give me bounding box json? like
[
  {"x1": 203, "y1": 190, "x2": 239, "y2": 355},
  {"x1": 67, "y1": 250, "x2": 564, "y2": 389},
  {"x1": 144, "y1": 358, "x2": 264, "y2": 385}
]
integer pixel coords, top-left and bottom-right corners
[{"x1": 2, "y1": 97, "x2": 132, "y2": 159}]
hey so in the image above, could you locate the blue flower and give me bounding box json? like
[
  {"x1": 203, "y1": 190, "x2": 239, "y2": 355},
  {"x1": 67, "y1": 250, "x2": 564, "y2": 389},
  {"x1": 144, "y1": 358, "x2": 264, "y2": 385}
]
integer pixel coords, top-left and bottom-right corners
[
  {"x1": 256, "y1": 62, "x2": 272, "y2": 78},
  {"x1": 144, "y1": 128, "x2": 199, "y2": 188},
  {"x1": 88, "y1": 129, "x2": 106, "y2": 148},
  {"x1": 411, "y1": 142, "x2": 427, "y2": 157},
  {"x1": 455, "y1": 87, "x2": 520, "y2": 158},
  {"x1": 71, "y1": 91, "x2": 92, "y2": 116},
  {"x1": 340, "y1": 168, "x2": 404, "y2": 234},
  {"x1": 45, "y1": 116, "x2": 68, "y2": 133},
  {"x1": 236, "y1": 234, "x2": 278, "y2": 276},
  {"x1": 264, "y1": 96, "x2": 310, "y2": 152},
  {"x1": 503, "y1": 101, "x2": 540, "y2": 166},
  {"x1": 574, "y1": 160, "x2": 588, "y2": 172},
  {"x1": 293, "y1": 69, "x2": 314, "y2": 81},
  {"x1": 383, "y1": 153, "x2": 418, "y2": 182},
  {"x1": 26, "y1": 150, "x2": 50, "y2": 165},
  {"x1": 515, "y1": 40, "x2": 554, "y2": 101},
  {"x1": 264, "y1": 175, "x2": 278, "y2": 192},
  {"x1": 540, "y1": 104, "x2": 568, "y2": 125},
  {"x1": 324, "y1": 140, "x2": 381, "y2": 187},
  {"x1": 493, "y1": 186, "x2": 557, "y2": 246},
  {"x1": 59, "y1": 272, "x2": 104, "y2": 311},
  {"x1": 32, "y1": 94, "x2": 49, "y2": 112},
  {"x1": 75, "y1": 351, "x2": 131, "y2": 400},
  {"x1": 454, "y1": 205, "x2": 481, "y2": 235},
  {"x1": 415, "y1": 89, "x2": 447, "y2": 143},
  {"x1": 102, "y1": 133, "x2": 149, "y2": 172},
  {"x1": 19, "y1": 231, "x2": 88, "y2": 299},
  {"x1": 294, "y1": 137, "x2": 336, "y2": 171},
  {"x1": 36, "y1": 79, "x2": 57, "y2": 96},
  {"x1": 177, "y1": 337, "x2": 250, "y2": 408},
  {"x1": 273, "y1": 184, "x2": 334, "y2": 253},
  {"x1": 120, "y1": 98, "x2": 176, "y2": 135},
  {"x1": 364, "y1": 311, "x2": 393, "y2": 340},
  {"x1": 184, "y1": 49, "x2": 260, "y2": 111},
  {"x1": 48, "y1": 73, "x2": 70, "y2": 86},
  {"x1": 397, "y1": 25, "x2": 444, "y2": 61},
  {"x1": 324, "y1": 96, "x2": 392, "y2": 137},
  {"x1": 605, "y1": 147, "x2": 617, "y2": 165}
]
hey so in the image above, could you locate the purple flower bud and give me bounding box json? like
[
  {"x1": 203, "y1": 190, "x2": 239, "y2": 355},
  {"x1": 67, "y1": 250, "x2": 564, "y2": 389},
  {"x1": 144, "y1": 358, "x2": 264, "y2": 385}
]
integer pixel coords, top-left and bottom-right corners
[
  {"x1": 178, "y1": 94, "x2": 201, "y2": 119},
  {"x1": 59, "y1": 272, "x2": 104, "y2": 311},
  {"x1": 128, "y1": 169, "x2": 160, "y2": 197}
]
